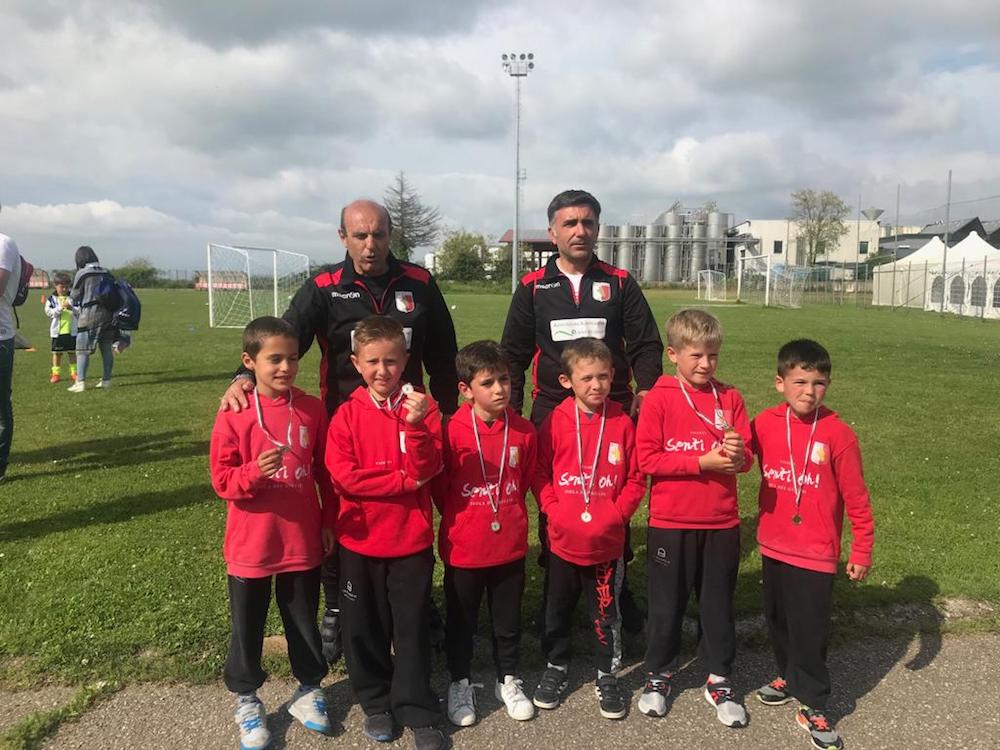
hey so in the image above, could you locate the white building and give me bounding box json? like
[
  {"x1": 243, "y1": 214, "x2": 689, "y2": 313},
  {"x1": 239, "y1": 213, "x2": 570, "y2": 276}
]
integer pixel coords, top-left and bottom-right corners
[{"x1": 740, "y1": 218, "x2": 921, "y2": 265}]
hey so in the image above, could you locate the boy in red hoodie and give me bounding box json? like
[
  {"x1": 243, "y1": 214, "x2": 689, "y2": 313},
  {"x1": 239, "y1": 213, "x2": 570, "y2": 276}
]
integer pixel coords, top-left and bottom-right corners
[
  {"x1": 531, "y1": 338, "x2": 647, "y2": 720},
  {"x1": 433, "y1": 340, "x2": 537, "y2": 727},
  {"x1": 325, "y1": 315, "x2": 446, "y2": 750},
  {"x1": 751, "y1": 339, "x2": 874, "y2": 750},
  {"x1": 210, "y1": 316, "x2": 337, "y2": 750},
  {"x1": 635, "y1": 308, "x2": 751, "y2": 727}
]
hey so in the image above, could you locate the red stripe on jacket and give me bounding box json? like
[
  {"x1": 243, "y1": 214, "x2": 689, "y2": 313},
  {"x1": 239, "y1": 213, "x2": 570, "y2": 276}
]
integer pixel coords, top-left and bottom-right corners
[
  {"x1": 326, "y1": 385, "x2": 442, "y2": 557},
  {"x1": 636, "y1": 375, "x2": 751, "y2": 529},
  {"x1": 432, "y1": 403, "x2": 537, "y2": 568},
  {"x1": 751, "y1": 404, "x2": 874, "y2": 574},
  {"x1": 532, "y1": 397, "x2": 647, "y2": 565}
]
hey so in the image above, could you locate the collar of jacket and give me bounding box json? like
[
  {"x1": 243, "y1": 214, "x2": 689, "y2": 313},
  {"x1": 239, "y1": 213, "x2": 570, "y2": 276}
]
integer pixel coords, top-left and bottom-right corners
[
  {"x1": 338, "y1": 252, "x2": 404, "y2": 286},
  {"x1": 541, "y1": 252, "x2": 600, "y2": 279}
]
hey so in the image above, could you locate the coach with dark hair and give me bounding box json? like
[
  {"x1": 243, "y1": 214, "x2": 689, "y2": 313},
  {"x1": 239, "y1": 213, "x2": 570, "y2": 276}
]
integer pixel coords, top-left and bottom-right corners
[
  {"x1": 501, "y1": 188, "x2": 663, "y2": 633},
  {"x1": 220, "y1": 198, "x2": 459, "y2": 668}
]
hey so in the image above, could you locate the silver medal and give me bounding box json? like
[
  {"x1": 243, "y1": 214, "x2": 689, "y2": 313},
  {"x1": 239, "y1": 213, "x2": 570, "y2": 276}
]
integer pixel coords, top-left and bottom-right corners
[
  {"x1": 490, "y1": 519, "x2": 501, "y2": 533},
  {"x1": 581, "y1": 511, "x2": 592, "y2": 523},
  {"x1": 401, "y1": 383, "x2": 414, "y2": 395}
]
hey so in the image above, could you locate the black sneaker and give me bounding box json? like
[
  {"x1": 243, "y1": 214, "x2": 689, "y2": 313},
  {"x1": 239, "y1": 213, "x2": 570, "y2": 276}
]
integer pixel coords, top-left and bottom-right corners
[
  {"x1": 532, "y1": 666, "x2": 568, "y2": 710},
  {"x1": 320, "y1": 608, "x2": 342, "y2": 664},
  {"x1": 363, "y1": 711, "x2": 396, "y2": 743},
  {"x1": 595, "y1": 674, "x2": 627, "y2": 720},
  {"x1": 411, "y1": 725, "x2": 449, "y2": 750},
  {"x1": 796, "y1": 707, "x2": 843, "y2": 750}
]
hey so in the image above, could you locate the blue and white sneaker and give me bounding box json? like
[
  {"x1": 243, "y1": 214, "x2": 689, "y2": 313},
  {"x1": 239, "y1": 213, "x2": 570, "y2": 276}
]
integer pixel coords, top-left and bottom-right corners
[
  {"x1": 287, "y1": 685, "x2": 332, "y2": 734},
  {"x1": 234, "y1": 696, "x2": 271, "y2": 750}
]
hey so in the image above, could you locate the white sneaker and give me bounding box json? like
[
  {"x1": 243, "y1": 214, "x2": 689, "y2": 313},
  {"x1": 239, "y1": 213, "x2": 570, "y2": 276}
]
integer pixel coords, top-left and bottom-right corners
[
  {"x1": 495, "y1": 675, "x2": 534, "y2": 721},
  {"x1": 234, "y1": 696, "x2": 271, "y2": 750},
  {"x1": 637, "y1": 674, "x2": 671, "y2": 717},
  {"x1": 447, "y1": 678, "x2": 477, "y2": 727},
  {"x1": 704, "y1": 679, "x2": 748, "y2": 728},
  {"x1": 286, "y1": 685, "x2": 331, "y2": 734},
  {"x1": 67, "y1": 381, "x2": 85, "y2": 393},
  {"x1": 95, "y1": 379, "x2": 111, "y2": 389}
]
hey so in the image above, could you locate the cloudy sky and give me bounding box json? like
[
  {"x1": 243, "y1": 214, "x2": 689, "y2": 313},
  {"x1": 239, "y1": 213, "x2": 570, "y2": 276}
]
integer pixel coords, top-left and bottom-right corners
[{"x1": 2, "y1": 0, "x2": 999, "y2": 270}]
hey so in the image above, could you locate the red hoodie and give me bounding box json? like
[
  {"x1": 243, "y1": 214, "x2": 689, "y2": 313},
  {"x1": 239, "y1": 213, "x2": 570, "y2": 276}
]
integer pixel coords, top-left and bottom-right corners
[
  {"x1": 751, "y1": 404, "x2": 874, "y2": 574},
  {"x1": 533, "y1": 397, "x2": 647, "y2": 566},
  {"x1": 326, "y1": 384, "x2": 442, "y2": 557},
  {"x1": 210, "y1": 387, "x2": 336, "y2": 578},
  {"x1": 432, "y1": 403, "x2": 537, "y2": 568},
  {"x1": 636, "y1": 375, "x2": 752, "y2": 529}
]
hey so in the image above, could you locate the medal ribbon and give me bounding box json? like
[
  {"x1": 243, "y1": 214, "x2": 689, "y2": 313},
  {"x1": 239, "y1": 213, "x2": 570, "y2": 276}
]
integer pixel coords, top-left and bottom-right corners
[
  {"x1": 575, "y1": 402, "x2": 607, "y2": 512},
  {"x1": 785, "y1": 404, "x2": 820, "y2": 516},
  {"x1": 254, "y1": 387, "x2": 294, "y2": 454},
  {"x1": 471, "y1": 408, "x2": 509, "y2": 524},
  {"x1": 676, "y1": 376, "x2": 729, "y2": 435},
  {"x1": 368, "y1": 386, "x2": 405, "y2": 413}
]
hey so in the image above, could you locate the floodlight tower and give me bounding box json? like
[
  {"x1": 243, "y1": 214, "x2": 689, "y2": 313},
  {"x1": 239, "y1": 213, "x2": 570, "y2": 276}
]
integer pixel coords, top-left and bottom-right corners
[{"x1": 502, "y1": 52, "x2": 535, "y2": 293}]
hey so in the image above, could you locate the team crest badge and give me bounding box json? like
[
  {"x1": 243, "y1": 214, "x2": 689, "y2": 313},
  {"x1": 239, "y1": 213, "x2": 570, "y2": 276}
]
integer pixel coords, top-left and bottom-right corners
[
  {"x1": 299, "y1": 425, "x2": 309, "y2": 449},
  {"x1": 592, "y1": 282, "x2": 611, "y2": 302},
  {"x1": 395, "y1": 291, "x2": 415, "y2": 313},
  {"x1": 810, "y1": 442, "x2": 828, "y2": 465},
  {"x1": 608, "y1": 442, "x2": 622, "y2": 465},
  {"x1": 509, "y1": 446, "x2": 520, "y2": 468}
]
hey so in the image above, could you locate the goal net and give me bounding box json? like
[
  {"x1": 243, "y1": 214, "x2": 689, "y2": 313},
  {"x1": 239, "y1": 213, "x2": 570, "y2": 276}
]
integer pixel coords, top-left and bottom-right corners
[
  {"x1": 736, "y1": 252, "x2": 804, "y2": 308},
  {"x1": 696, "y1": 270, "x2": 728, "y2": 301},
  {"x1": 205, "y1": 244, "x2": 312, "y2": 328}
]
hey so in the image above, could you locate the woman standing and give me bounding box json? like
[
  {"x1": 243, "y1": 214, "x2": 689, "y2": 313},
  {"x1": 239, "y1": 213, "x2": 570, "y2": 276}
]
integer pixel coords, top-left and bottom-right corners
[{"x1": 68, "y1": 246, "x2": 116, "y2": 393}]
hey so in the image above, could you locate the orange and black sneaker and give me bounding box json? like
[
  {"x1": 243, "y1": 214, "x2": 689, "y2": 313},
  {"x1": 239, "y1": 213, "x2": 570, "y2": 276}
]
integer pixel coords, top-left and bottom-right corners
[
  {"x1": 796, "y1": 707, "x2": 843, "y2": 750},
  {"x1": 756, "y1": 676, "x2": 792, "y2": 705}
]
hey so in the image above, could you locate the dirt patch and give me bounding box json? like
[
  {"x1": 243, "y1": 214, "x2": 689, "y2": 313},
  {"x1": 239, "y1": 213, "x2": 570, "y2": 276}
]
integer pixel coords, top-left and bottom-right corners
[
  {"x1": 262, "y1": 635, "x2": 287, "y2": 657},
  {"x1": 0, "y1": 687, "x2": 77, "y2": 733}
]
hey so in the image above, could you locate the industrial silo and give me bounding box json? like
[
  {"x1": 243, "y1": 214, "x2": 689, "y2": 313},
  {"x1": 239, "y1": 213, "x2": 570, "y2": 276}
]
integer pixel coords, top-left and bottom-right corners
[
  {"x1": 617, "y1": 226, "x2": 634, "y2": 275},
  {"x1": 597, "y1": 224, "x2": 615, "y2": 264},
  {"x1": 690, "y1": 216, "x2": 706, "y2": 279},
  {"x1": 665, "y1": 211, "x2": 682, "y2": 282},
  {"x1": 643, "y1": 224, "x2": 660, "y2": 283}
]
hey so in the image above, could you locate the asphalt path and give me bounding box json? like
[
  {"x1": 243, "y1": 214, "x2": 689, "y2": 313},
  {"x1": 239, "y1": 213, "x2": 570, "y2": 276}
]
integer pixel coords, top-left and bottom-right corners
[{"x1": 36, "y1": 633, "x2": 996, "y2": 749}]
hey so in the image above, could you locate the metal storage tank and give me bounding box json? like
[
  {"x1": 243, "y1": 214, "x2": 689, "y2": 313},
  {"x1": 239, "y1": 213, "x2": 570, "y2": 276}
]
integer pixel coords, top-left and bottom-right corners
[
  {"x1": 691, "y1": 218, "x2": 707, "y2": 278},
  {"x1": 617, "y1": 225, "x2": 634, "y2": 274},
  {"x1": 707, "y1": 211, "x2": 726, "y2": 269},
  {"x1": 643, "y1": 224, "x2": 660, "y2": 282},
  {"x1": 597, "y1": 224, "x2": 615, "y2": 264},
  {"x1": 665, "y1": 212, "x2": 682, "y2": 282}
]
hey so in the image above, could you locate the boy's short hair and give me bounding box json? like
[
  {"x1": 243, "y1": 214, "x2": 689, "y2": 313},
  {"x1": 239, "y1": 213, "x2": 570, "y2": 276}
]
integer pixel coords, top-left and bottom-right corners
[
  {"x1": 53, "y1": 272, "x2": 72, "y2": 286},
  {"x1": 560, "y1": 337, "x2": 613, "y2": 375},
  {"x1": 352, "y1": 314, "x2": 406, "y2": 352},
  {"x1": 243, "y1": 316, "x2": 297, "y2": 359},
  {"x1": 777, "y1": 339, "x2": 832, "y2": 377},
  {"x1": 665, "y1": 308, "x2": 722, "y2": 350},
  {"x1": 456, "y1": 340, "x2": 509, "y2": 385}
]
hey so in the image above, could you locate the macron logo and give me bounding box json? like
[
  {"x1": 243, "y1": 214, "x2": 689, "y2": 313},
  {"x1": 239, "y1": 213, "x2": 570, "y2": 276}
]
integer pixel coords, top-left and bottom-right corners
[
  {"x1": 535, "y1": 281, "x2": 561, "y2": 290},
  {"x1": 330, "y1": 290, "x2": 362, "y2": 300}
]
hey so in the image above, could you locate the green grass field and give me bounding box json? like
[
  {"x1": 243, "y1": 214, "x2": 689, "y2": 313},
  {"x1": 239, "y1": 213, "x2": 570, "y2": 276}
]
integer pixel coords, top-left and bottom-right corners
[{"x1": 2, "y1": 288, "x2": 999, "y2": 690}]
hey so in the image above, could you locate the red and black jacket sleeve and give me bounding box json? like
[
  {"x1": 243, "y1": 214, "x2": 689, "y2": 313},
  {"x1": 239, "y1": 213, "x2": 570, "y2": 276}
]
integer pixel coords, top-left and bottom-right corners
[
  {"x1": 500, "y1": 278, "x2": 537, "y2": 415},
  {"x1": 620, "y1": 273, "x2": 664, "y2": 392}
]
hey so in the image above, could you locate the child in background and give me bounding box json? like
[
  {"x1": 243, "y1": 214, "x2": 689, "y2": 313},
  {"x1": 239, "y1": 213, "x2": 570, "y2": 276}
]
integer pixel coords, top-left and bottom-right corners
[
  {"x1": 44, "y1": 273, "x2": 78, "y2": 383},
  {"x1": 635, "y1": 308, "x2": 752, "y2": 727},
  {"x1": 531, "y1": 338, "x2": 647, "y2": 720},
  {"x1": 433, "y1": 340, "x2": 537, "y2": 727},
  {"x1": 751, "y1": 339, "x2": 874, "y2": 750},
  {"x1": 210, "y1": 316, "x2": 336, "y2": 750},
  {"x1": 325, "y1": 315, "x2": 447, "y2": 750}
]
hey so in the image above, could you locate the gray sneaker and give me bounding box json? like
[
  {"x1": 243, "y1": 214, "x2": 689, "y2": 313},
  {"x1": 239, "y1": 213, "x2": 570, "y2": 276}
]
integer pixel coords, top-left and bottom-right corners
[
  {"x1": 637, "y1": 673, "x2": 672, "y2": 717},
  {"x1": 796, "y1": 707, "x2": 843, "y2": 749},
  {"x1": 757, "y1": 677, "x2": 793, "y2": 706},
  {"x1": 703, "y1": 679, "x2": 748, "y2": 728}
]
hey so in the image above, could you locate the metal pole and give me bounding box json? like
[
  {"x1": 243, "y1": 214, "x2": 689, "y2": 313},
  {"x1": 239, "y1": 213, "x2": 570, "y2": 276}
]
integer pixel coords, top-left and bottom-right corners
[
  {"x1": 207, "y1": 244, "x2": 214, "y2": 327},
  {"x1": 940, "y1": 169, "x2": 952, "y2": 313},
  {"x1": 959, "y1": 257, "x2": 966, "y2": 316},
  {"x1": 272, "y1": 250, "x2": 279, "y2": 316},
  {"x1": 891, "y1": 184, "x2": 900, "y2": 308},
  {"x1": 736, "y1": 249, "x2": 743, "y2": 302},
  {"x1": 512, "y1": 74, "x2": 521, "y2": 293},
  {"x1": 854, "y1": 193, "x2": 862, "y2": 307},
  {"x1": 983, "y1": 256, "x2": 988, "y2": 320},
  {"x1": 765, "y1": 250, "x2": 772, "y2": 307}
]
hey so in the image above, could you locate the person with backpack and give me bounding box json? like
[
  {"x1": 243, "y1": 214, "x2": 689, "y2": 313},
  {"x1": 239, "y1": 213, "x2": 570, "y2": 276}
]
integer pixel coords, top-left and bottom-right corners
[
  {"x1": 0, "y1": 222, "x2": 21, "y2": 482},
  {"x1": 68, "y1": 245, "x2": 118, "y2": 393}
]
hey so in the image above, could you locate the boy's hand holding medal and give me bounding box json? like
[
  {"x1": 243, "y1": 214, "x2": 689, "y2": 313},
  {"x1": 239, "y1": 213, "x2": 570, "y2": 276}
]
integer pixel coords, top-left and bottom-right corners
[
  {"x1": 402, "y1": 384, "x2": 430, "y2": 425},
  {"x1": 257, "y1": 447, "x2": 286, "y2": 477}
]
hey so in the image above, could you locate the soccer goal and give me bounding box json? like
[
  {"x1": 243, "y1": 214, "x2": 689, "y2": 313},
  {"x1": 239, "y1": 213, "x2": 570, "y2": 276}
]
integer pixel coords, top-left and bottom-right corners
[
  {"x1": 736, "y1": 252, "x2": 805, "y2": 308},
  {"x1": 205, "y1": 244, "x2": 311, "y2": 328},
  {"x1": 696, "y1": 270, "x2": 728, "y2": 301}
]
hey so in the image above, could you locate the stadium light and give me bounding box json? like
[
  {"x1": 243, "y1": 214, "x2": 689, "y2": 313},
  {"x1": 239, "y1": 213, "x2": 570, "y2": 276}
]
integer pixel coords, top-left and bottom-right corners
[{"x1": 502, "y1": 52, "x2": 535, "y2": 293}]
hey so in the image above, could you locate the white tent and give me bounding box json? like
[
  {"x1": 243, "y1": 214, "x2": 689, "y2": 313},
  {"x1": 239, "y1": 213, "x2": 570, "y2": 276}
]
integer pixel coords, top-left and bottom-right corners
[{"x1": 872, "y1": 232, "x2": 1000, "y2": 318}]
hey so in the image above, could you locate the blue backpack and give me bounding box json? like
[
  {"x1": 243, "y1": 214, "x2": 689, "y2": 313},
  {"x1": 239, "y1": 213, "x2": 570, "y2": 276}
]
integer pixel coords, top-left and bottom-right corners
[{"x1": 94, "y1": 274, "x2": 141, "y2": 330}]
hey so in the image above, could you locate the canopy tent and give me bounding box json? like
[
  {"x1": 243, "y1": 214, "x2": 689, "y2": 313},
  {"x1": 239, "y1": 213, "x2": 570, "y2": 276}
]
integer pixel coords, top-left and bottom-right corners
[{"x1": 872, "y1": 232, "x2": 1000, "y2": 318}]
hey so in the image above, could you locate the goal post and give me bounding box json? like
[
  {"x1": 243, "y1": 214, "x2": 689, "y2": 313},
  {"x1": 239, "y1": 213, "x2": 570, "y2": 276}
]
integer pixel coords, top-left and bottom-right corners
[
  {"x1": 204, "y1": 244, "x2": 311, "y2": 328},
  {"x1": 736, "y1": 251, "x2": 772, "y2": 306},
  {"x1": 696, "y1": 269, "x2": 728, "y2": 301}
]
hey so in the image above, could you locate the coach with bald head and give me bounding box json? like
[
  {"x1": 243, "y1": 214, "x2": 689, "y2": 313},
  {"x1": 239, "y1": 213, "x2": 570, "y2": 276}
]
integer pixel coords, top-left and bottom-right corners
[{"x1": 221, "y1": 198, "x2": 459, "y2": 664}]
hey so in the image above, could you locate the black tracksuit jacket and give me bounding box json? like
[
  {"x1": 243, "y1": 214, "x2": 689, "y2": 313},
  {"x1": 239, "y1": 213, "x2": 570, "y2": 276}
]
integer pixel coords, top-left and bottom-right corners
[
  {"x1": 500, "y1": 254, "x2": 663, "y2": 416},
  {"x1": 239, "y1": 253, "x2": 459, "y2": 417}
]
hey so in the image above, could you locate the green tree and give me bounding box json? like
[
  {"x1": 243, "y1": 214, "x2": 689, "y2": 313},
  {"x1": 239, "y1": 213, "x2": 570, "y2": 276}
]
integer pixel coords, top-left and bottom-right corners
[
  {"x1": 790, "y1": 189, "x2": 850, "y2": 264},
  {"x1": 489, "y1": 241, "x2": 530, "y2": 282},
  {"x1": 113, "y1": 257, "x2": 159, "y2": 287},
  {"x1": 438, "y1": 231, "x2": 487, "y2": 282},
  {"x1": 384, "y1": 171, "x2": 441, "y2": 261}
]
